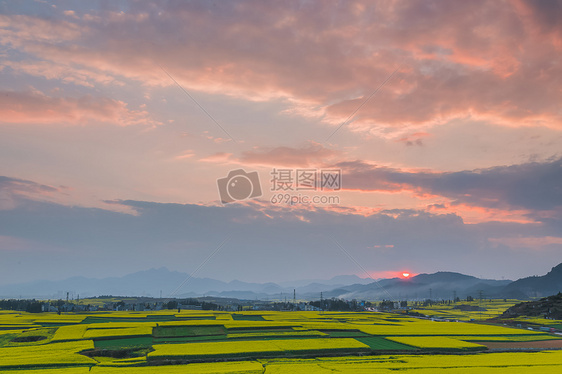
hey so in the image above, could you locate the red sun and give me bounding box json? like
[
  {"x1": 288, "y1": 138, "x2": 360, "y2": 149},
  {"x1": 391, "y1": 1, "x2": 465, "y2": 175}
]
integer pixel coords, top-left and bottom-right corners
[{"x1": 402, "y1": 272, "x2": 410, "y2": 278}]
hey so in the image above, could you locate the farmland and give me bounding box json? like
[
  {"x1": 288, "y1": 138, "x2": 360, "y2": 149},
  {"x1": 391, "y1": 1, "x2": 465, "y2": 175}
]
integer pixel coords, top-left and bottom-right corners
[
  {"x1": 0, "y1": 309, "x2": 561, "y2": 372},
  {"x1": 409, "y1": 299, "x2": 523, "y2": 321}
]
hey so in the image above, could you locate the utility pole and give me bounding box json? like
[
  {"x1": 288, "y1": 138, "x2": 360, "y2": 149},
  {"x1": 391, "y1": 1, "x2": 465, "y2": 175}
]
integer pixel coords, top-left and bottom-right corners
[{"x1": 320, "y1": 292, "x2": 323, "y2": 313}]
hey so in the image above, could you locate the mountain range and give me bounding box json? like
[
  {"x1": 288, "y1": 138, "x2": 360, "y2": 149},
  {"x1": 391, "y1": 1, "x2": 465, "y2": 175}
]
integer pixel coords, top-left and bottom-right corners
[{"x1": 1, "y1": 264, "x2": 561, "y2": 301}]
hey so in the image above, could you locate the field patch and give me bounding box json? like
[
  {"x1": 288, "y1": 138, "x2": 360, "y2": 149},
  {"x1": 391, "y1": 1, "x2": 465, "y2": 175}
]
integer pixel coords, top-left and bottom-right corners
[
  {"x1": 386, "y1": 336, "x2": 486, "y2": 351},
  {"x1": 90, "y1": 361, "x2": 264, "y2": 373},
  {"x1": 3, "y1": 327, "x2": 57, "y2": 347},
  {"x1": 457, "y1": 334, "x2": 562, "y2": 342},
  {"x1": 231, "y1": 314, "x2": 266, "y2": 321},
  {"x1": 148, "y1": 338, "x2": 370, "y2": 361},
  {"x1": 227, "y1": 330, "x2": 326, "y2": 339},
  {"x1": 0, "y1": 340, "x2": 95, "y2": 368},
  {"x1": 94, "y1": 336, "x2": 153, "y2": 349},
  {"x1": 356, "y1": 336, "x2": 417, "y2": 351},
  {"x1": 474, "y1": 340, "x2": 562, "y2": 349},
  {"x1": 83, "y1": 326, "x2": 153, "y2": 339},
  {"x1": 52, "y1": 325, "x2": 88, "y2": 342},
  {"x1": 154, "y1": 335, "x2": 228, "y2": 343},
  {"x1": 262, "y1": 350, "x2": 562, "y2": 373},
  {"x1": 153, "y1": 324, "x2": 226, "y2": 338},
  {"x1": 321, "y1": 329, "x2": 371, "y2": 338}
]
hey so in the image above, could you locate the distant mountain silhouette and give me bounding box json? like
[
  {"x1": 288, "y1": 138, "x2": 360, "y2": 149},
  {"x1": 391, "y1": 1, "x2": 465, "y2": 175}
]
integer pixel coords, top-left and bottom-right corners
[
  {"x1": 325, "y1": 265, "x2": 562, "y2": 301},
  {"x1": 0, "y1": 267, "x2": 368, "y2": 300},
  {"x1": 0, "y1": 264, "x2": 561, "y2": 301},
  {"x1": 327, "y1": 272, "x2": 511, "y2": 300}
]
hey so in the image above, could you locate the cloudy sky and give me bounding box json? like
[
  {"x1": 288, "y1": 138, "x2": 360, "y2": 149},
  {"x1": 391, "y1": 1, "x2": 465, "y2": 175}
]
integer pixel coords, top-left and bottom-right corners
[{"x1": 1, "y1": 0, "x2": 561, "y2": 286}]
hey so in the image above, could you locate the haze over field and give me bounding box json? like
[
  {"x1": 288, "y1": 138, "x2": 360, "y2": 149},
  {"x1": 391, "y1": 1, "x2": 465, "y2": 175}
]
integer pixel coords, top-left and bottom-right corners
[{"x1": 0, "y1": 1, "x2": 561, "y2": 287}]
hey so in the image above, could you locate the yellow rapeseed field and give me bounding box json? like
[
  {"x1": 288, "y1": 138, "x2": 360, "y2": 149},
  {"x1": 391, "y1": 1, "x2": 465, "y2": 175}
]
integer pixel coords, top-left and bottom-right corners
[{"x1": 0, "y1": 308, "x2": 560, "y2": 372}]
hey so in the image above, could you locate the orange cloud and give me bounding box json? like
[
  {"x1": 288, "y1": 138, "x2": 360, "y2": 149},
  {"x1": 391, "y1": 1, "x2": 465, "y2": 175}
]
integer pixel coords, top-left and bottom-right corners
[
  {"x1": 199, "y1": 152, "x2": 234, "y2": 163},
  {"x1": 428, "y1": 203, "x2": 536, "y2": 225}
]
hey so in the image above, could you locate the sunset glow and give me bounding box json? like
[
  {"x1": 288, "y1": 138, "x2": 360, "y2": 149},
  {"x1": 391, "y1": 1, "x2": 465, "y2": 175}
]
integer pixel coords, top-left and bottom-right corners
[{"x1": 0, "y1": 1, "x2": 560, "y2": 284}]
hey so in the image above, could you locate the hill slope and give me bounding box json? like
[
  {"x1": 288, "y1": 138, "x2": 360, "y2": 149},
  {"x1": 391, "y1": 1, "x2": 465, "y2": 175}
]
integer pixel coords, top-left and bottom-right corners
[
  {"x1": 502, "y1": 263, "x2": 562, "y2": 298},
  {"x1": 501, "y1": 292, "x2": 562, "y2": 319}
]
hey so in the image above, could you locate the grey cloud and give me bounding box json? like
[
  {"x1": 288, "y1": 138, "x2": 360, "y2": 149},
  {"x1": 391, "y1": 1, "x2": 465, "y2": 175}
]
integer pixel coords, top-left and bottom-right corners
[
  {"x1": 520, "y1": 0, "x2": 562, "y2": 34},
  {"x1": 0, "y1": 176, "x2": 61, "y2": 210},
  {"x1": 0, "y1": 176, "x2": 59, "y2": 195},
  {"x1": 339, "y1": 157, "x2": 562, "y2": 211},
  {"x1": 1, "y1": 184, "x2": 560, "y2": 284}
]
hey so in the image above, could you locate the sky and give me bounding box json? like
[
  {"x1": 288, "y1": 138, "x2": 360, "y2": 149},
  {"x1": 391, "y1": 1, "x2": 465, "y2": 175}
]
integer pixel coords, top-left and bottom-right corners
[{"x1": 1, "y1": 0, "x2": 561, "y2": 286}]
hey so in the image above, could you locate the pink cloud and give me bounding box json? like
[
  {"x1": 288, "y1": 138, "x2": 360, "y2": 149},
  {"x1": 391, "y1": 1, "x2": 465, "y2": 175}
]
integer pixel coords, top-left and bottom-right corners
[
  {"x1": 239, "y1": 143, "x2": 339, "y2": 167},
  {"x1": 395, "y1": 132, "x2": 430, "y2": 146},
  {"x1": 0, "y1": 14, "x2": 82, "y2": 45},
  {"x1": 4, "y1": 60, "x2": 121, "y2": 87},
  {"x1": 2, "y1": 2, "x2": 561, "y2": 133},
  {"x1": 199, "y1": 143, "x2": 340, "y2": 168},
  {"x1": 0, "y1": 90, "x2": 156, "y2": 126},
  {"x1": 173, "y1": 150, "x2": 195, "y2": 160}
]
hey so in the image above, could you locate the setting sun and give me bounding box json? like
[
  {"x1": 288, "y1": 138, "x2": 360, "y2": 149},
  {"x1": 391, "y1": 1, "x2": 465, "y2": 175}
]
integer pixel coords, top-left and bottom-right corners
[{"x1": 402, "y1": 272, "x2": 410, "y2": 278}]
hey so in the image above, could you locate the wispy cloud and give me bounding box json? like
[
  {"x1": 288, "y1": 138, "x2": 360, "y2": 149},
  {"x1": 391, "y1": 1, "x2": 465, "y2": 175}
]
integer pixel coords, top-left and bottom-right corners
[
  {"x1": 0, "y1": 90, "x2": 157, "y2": 126},
  {"x1": 239, "y1": 142, "x2": 339, "y2": 167},
  {"x1": 0, "y1": 175, "x2": 61, "y2": 210}
]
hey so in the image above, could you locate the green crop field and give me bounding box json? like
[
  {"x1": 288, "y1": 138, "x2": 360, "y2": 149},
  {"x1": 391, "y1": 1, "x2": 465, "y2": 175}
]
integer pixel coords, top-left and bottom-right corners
[
  {"x1": 0, "y1": 309, "x2": 561, "y2": 372},
  {"x1": 409, "y1": 299, "x2": 522, "y2": 321},
  {"x1": 386, "y1": 336, "x2": 486, "y2": 351}
]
